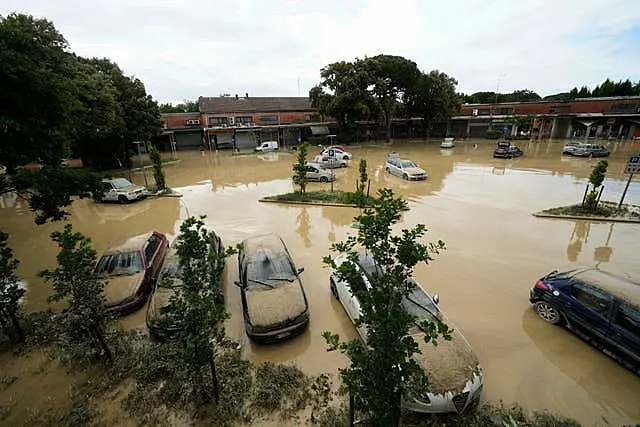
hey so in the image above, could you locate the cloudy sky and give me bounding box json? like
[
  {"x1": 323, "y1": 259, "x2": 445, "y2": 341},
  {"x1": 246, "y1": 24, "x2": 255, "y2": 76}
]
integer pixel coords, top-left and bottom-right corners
[{"x1": 3, "y1": 0, "x2": 640, "y2": 104}]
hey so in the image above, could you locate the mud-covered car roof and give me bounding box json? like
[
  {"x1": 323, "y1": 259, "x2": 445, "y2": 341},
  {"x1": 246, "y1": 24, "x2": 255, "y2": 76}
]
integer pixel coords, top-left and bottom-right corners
[
  {"x1": 243, "y1": 233, "x2": 288, "y2": 259},
  {"x1": 573, "y1": 268, "x2": 640, "y2": 306}
]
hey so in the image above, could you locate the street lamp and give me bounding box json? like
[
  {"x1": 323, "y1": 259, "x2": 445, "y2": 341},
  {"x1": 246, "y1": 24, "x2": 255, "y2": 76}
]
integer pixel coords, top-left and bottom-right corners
[{"x1": 132, "y1": 141, "x2": 149, "y2": 188}]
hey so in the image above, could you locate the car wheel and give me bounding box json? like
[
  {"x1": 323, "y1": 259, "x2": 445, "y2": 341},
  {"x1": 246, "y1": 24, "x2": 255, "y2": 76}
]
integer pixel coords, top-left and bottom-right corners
[
  {"x1": 403, "y1": 173, "x2": 409, "y2": 180},
  {"x1": 118, "y1": 195, "x2": 128, "y2": 204},
  {"x1": 385, "y1": 167, "x2": 390, "y2": 173},
  {"x1": 534, "y1": 301, "x2": 562, "y2": 325},
  {"x1": 320, "y1": 176, "x2": 328, "y2": 183},
  {"x1": 343, "y1": 155, "x2": 349, "y2": 160},
  {"x1": 330, "y1": 277, "x2": 339, "y2": 300}
]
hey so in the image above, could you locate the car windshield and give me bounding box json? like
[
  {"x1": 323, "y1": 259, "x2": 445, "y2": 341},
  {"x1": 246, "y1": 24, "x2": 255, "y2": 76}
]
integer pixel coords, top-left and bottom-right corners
[
  {"x1": 159, "y1": 264, "x2": 182, "y2": 288},
  {"x1": 111, "y1": 178, "x2": 134, "y2": 189},
  {"x1": 95, "y1": 251, "x2": 143, "y2": 276},
  {"x1": 401, "y1": 161, "x2": 417, "y2": 168},
  {"x1": 402, "y1": 284, "x2": 440, "y2": 324},
  {"x1": 247, "y1": 250, "x2": 296, "y2": 290}
]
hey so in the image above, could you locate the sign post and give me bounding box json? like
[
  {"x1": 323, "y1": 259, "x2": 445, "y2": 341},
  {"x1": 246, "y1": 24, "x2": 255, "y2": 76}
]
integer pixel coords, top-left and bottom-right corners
[{"x1": 619, "y1": 155, "x2": 639, "y2": 209}]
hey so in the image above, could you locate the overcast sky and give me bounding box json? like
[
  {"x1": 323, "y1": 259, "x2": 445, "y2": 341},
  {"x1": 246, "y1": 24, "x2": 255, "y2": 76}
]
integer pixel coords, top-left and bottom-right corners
[{"x1": 3, "y1": 0, "x2": 640, "y2": 104}]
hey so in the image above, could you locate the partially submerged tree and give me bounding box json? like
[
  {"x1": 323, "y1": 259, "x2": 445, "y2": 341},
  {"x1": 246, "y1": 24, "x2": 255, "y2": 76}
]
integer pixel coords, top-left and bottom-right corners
[
  {"x1": 148, "y1": 143, "x2": 166, "y2": 191},
  {"x1": 583, "y1": 160, "x2": 608, "y2": 210},
  {"x1": 166, "y1": 216, "x2": 236, "y2": 404},
  {"x1": 293, "y1": 141, "x2": 309, "y2": 194},
  {"x1": 323, "y1": 189, "x2": 449, "y2": 426},
  {"x1": 39, "y1": 224, "x2": 113, "y2": 363},
  {"x1": 0, "y1": 231, "x2": 25, "y2": 341}
]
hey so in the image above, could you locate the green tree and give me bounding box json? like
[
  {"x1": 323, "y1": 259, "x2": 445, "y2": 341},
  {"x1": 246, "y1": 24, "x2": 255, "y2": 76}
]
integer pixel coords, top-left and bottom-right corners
[
  {"x1": 584, "y1": 160, "x2": 608, "y2": 210},
  {"x1": 354, "y1": 159, "x2": 368, "y2": 206},
  {"x1": 322, "y1": 189, "x2": 449, "y2": 426},
  {"x1": 148, "y1": 143, "x2": 166, "y2": 191},
  {"x1": 293, "y1": 141, "x2": 309, "y2": 194},
  {"x1": 39, "y1": 224, "x2": 113, "y2": 363},
  {"x1": 363, "y1": 55, "x2": 421, "y2": 141},
  {"x1": 166, "y1": 216, "x2": 236, "y2": 404},
  {"x1": 310, "y1": 60, "x2": 378, "y2": 141},
  {"x1": 0, "y1": 231, "x2": 25, "y2": 341},
  {"x1": 406, "y1": 70, "x2": 461, "y2": 139},
  {"x1": 159, "y1": 99, "x2": 199, "y2": 113}
]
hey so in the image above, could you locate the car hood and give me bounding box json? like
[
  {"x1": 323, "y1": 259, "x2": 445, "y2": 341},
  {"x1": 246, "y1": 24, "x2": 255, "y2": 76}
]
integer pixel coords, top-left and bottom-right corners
[
  {"x1": 411, "y1": 325, "x2": 481, "y2": 395},
  {"x1": 147, "y1": 286, "x2": 177, "y2": 325},
  {"x1": 102, "y1": 272, "x2": 144, "y2": 305},
  {"x1": 404, "y1": 167, "x2": 426, "y2": 175},
  {"x1": 121, "y1": 185, "x2": 146, "y2": 192},
  {"x1": 246, "y1": 281, "x2": 306, "y2": 327}
]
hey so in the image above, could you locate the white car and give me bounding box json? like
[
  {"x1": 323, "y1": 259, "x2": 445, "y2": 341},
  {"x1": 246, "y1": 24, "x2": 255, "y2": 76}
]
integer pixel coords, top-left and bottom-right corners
[
  {"x1": 312, "y1": 155, "x2": 348, "y2": 169},
  {"x1": 293, "y1": 163, "x2": 335, "y2": 182},
  {"x1": 329, "y1": 251, "x2": 483, "y2": 414},
  {"x1": 440, "y1": 138, "x2": 455, "y2": 149},
  {"x1": 255, "y1": 141, "x2": 279, "y2": 152},
  {"x1": 385, "y1": 154, "x2": 427, "y2": 180},
  {"x1": 321, "y1": 146, "x2": 352, "y2": 160},
  {"x1": 99, "y1": 178, "x2": 148, "y2": 204}
]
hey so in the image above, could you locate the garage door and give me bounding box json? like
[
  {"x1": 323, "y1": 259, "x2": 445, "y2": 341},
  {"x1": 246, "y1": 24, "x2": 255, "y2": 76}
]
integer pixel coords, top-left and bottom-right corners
[
  {"x1": 215, "y1": 133, "x2": 233, "y2": 149},
  {"x1": 174, "y1": 131, "x2": 203, "y2": 149},
  {"x1": 235, "y1": 132, "x2": 253, "y2": 150}
]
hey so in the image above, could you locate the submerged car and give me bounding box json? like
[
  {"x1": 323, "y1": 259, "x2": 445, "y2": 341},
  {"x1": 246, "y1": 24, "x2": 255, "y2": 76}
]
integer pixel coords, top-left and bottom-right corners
[
  {"x1": 99, "y1": 178, "x2": 148, "y2": 204},
  {"x1": 571, "y1": 144, "x2": 610, "y2": 157},
  {"x1": 530, "y1": 268, "x2": 640, "y2": 374},
  {"x1": 235, "y1": 233, "x2": 309, "y2": 343},
  {"x1": 321, "y1": 146, "x2": 352, "y2": 160},
  {"x1": 385, "y1": 153, "x2": 427, "y2": 180},
  {"x1": 95, "y1": 232, "x2": 168, "y2": 316},
  {"x1": 312, "y1": 155, "x2": 348, "y2": 169},
  {"x1": 146, "y1": 232, "x2": 224, "y2": 339},
  {"x1": 329, "y1": 251, "x2": 483, "y2": 413},
  {"x1": 493, "y1": 141, "x2": 523, "y2": 159},
  {"x1": 440, "y1": 138, "x2": 455, "y2": 148},
  {"x1": 562, "y1": 142, "x2": 585, "y2": 155},
  {"x1": 292, "y1": 163, "x2": 335, "y2": 183}
]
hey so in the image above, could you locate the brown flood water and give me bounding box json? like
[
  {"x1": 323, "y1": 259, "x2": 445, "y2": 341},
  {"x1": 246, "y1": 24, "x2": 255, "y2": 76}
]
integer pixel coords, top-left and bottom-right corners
[{"x1": 1, "y1": 139, "x2": 640, "y2": 425}]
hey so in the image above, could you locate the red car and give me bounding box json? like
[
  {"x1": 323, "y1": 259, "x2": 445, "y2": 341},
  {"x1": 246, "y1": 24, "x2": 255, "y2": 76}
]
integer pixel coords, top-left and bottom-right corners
[{"x1": 95, "y1": 232, "x2": 168, "y2": 316}]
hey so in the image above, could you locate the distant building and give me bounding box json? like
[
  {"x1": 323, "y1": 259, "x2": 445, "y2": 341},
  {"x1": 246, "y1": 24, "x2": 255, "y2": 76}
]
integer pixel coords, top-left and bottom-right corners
[{"x1": 160, "y1": 94, "x2": 332, "y2": 150}]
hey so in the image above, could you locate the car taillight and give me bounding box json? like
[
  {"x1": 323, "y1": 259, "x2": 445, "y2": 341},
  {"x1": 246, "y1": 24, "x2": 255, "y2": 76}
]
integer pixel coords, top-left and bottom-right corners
[{"x1": 535, "y1": 280, "x2": 549, "y2": 291}]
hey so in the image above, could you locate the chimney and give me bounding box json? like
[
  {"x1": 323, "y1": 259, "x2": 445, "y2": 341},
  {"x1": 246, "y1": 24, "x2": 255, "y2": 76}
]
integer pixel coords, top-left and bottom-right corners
[
  {"x1": 235, "y1": 94, "x2": 238, "y2": 100},
  {"x1": 245, "y1": 93, "x2": 249, "y2": 98}
]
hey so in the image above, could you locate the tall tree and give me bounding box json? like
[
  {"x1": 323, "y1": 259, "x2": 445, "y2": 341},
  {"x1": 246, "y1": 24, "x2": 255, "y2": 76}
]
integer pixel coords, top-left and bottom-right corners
[
  {"x1": 0, "y1": 231, "x2": 25, "y2": 341},
  {"x1": 166, "y1": 216, "x2": 235, "y2": 404},
  {"x1": 583, "y1": 160, "x2": 608, "y2": 211},
  {"x1": 39, "y1": 224, "x2": 113, "y2": 363},
  {"x1": 148, "y1": 143, "x2": 166, "y2": 191},
  {"x1": 323, "y1": 189, "x2": 449, "y2": 426},
  {"x1": 363, "y1": 55, "x2": 421, "y2": 141},
  {"x1": 310, "y1": 60, "x2": 378, "y2": 141},
  {"x1": 406, "y1": 70, "x2": 461, "y2": 138}
]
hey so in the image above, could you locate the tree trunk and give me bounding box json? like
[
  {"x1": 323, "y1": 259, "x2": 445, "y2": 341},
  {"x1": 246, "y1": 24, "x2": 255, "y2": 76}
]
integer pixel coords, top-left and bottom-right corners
[
  {"x1": 385, "y1": 113, "x2": 392, "y2": 142},
  {"x1": 209, "y1": 348, "x2": 220, "y2": 404},
  {"x1": 349, "y1": 393, "x2": 355, "y2": 427},
  {"x1": 94, "y1": 327, "x2": 113, "y2": 364},
  {"x1": 8, "y1": 310, "x2": 25, "y2": 342}
]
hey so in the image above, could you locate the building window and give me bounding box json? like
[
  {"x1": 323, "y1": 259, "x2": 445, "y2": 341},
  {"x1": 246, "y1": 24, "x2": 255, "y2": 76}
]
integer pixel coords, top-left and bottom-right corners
[
  {"x1": 208, "y1": 117, "x2": 228, "y2": 126},
  {"x1": 236, "y1": 116, "x2": 253, "y2": 125},
  {"x1": 495, "y1": 107, "x2": 515, "y2": 115},
  {"x1": 611, "y1": 103, "x2": 638, "y2": 113},
  {"x1": 477, "y1": 109, "x2": 491, "y2": 116},
  {"x1": 258, "y1": 114, "x2": 278, "y2": 123},
  {"x1": 549, "y1": 105, "x2": 571, "y2": 113}
]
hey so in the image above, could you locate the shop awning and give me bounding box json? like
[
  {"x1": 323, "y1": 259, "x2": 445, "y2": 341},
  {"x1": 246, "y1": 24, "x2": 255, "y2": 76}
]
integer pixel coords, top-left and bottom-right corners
[{"x1": 310, "y1": 125, "x2": 330, "y2": 135}]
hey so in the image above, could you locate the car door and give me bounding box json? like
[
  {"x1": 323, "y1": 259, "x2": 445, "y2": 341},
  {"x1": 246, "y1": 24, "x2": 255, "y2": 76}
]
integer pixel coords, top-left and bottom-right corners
[
  {"x1": 565, "y1": 281, "x2": 615, "y2": 345},
  {"x1": 103, "y1": 182, "x2": 117, "y2": 201},
  {"x1": 610, "y1": 300, "x2": 640, "y2": 365},
  {"x1": 143, "y1": 234, "x2": 163, "y2": 287},
  {"x1": 307, "y1": 165, "x2": 319, "y2": 181},
  {"x1": 388, "y1": 159, "x2": 399, "y2": 176}
]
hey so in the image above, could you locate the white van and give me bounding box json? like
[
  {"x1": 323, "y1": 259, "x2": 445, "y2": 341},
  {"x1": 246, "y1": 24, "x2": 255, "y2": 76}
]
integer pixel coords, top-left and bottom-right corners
[{"x1": 255, "y1": 141, "x2": 279, "y2": 152}]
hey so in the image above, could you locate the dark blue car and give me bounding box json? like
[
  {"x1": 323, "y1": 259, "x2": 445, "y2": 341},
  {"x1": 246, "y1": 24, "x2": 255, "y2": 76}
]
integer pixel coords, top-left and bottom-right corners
[{"x1": 529, "y1": 268, "x2": 640, "y2": 374}]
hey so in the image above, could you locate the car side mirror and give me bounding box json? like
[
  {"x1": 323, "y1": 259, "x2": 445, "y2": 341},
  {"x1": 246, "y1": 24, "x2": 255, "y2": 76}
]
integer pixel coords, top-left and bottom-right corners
[
  {"x1": 433, "y1": 294, "x2": 440, "y2": 305},
  {"x1": 297, "y1": 267, "x2": 305, "y2": 274},
  {"x1": 233, "y1": 281, "x2": 242, "y2": 288}
]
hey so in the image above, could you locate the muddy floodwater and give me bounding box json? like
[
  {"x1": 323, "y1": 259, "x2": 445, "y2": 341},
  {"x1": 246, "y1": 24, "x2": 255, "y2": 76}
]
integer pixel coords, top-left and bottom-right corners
[{"x1": 2, "y1": 139, "x2": 640, "y2": 425}]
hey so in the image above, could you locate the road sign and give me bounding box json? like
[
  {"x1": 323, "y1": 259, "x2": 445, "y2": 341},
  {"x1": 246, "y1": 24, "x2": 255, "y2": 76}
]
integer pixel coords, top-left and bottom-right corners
[{"x1": 625, "y1": 155, "x2": 640, "y2": 174}]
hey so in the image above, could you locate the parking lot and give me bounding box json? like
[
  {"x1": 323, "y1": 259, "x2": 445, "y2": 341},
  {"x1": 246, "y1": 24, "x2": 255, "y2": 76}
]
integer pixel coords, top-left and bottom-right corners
[{"x1": 1, "y1": 139, "x2": 639, "y2": 425}]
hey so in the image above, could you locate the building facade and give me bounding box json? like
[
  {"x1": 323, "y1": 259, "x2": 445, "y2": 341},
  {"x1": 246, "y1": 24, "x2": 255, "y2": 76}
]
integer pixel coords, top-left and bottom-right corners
[
  {"x1": 452, "y1": 96, "x2": 640, "y2": 140},
  {"x1": 160, "y1": 95, "x2": 333, "y2": 150}
]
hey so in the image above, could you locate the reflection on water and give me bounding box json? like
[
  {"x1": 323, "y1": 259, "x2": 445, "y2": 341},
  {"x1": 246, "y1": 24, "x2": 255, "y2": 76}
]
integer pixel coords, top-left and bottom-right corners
[{"x1": 1, "y1": 139, "x2": 640, "y2": 425}]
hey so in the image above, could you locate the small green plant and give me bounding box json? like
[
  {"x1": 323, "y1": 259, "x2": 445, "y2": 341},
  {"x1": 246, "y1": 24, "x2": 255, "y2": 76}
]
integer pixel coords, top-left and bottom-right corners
[
  {"x1": 148, "y1": 143, "x2": 166, "y2": 191},
  {"x1": 38, "y1": 224, "x2": 113, "y2": 364},
  {"x1": 293, "y1": 141, "x2": 309, "y2": 194},
  {"x1": 0, "y1": 231, "x2": 25, "y2": 342},
  {"x1": 583, "y1": 160, "x2": 608, "y2": 211}
]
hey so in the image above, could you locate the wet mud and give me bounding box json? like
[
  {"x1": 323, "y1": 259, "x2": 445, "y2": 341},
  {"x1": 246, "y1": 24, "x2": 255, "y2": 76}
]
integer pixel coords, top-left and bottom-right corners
[{"x1": 1, "y1": 139, "x2": 639, "y2": 425}]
